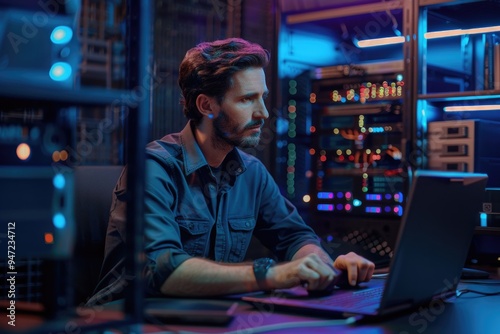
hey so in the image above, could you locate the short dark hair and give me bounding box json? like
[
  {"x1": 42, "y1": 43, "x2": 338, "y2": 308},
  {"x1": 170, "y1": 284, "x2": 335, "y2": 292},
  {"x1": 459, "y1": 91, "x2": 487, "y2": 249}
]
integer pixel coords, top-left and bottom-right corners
[{"x1": 178, "y1": 37, "x2": 270, "y2": 124}]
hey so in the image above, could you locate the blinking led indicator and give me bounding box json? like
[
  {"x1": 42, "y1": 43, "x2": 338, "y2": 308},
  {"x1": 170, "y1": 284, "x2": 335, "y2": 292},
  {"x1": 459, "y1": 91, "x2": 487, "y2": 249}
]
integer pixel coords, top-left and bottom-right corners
[
  {"x1": 49, "y1": 62, "x2": 72, "y2": 81},
  {"x1": 50, "y1": 26, "x2": 73, "y2": 44}
]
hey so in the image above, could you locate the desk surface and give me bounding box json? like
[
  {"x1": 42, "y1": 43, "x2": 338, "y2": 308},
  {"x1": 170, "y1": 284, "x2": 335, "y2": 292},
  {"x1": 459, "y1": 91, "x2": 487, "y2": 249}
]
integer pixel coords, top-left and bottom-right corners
[
  {"x1": 0, "y1": 280, "x2": 500, "y2": 334},
  {"x1": 2, "y1": 278, "x2": 500, "y2": 334},
  {"x1": 149, "y1": 280, "x2": 500, "y2": 334}
]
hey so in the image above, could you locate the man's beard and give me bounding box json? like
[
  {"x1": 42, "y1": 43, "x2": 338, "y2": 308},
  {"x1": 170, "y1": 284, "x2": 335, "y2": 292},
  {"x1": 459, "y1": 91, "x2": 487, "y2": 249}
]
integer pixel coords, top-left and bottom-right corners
[{"x1": 212, "y1": 110, "x2": 263, "y2": 149}]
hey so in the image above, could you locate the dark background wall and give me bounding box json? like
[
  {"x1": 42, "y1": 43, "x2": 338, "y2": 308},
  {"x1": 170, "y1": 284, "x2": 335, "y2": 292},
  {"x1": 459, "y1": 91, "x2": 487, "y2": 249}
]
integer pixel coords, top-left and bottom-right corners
[{"x1": 150, "y1": 0, "x2": 278, "y2": 171}]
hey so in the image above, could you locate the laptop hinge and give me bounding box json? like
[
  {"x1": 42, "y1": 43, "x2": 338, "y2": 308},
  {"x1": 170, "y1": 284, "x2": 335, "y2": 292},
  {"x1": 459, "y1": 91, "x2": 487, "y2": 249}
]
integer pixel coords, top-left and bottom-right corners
[{"x1": 379, "y1": 300, "x2": 414, "y2": 316}]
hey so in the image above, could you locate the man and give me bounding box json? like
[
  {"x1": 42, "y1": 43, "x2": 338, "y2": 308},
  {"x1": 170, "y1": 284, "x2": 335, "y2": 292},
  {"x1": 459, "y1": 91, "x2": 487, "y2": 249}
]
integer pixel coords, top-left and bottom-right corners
[{"x1": 87, "y1": 38, "x2": 374, "y2": 306}]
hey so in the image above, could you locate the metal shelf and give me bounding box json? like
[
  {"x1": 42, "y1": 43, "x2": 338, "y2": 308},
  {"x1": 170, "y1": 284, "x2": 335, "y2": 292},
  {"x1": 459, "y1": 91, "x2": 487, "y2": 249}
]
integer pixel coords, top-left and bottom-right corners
[
  {"x1": 285, "y1": 0, "x2": 404, "y2": 24},
  {"x1": 0, "y1": 0, "x2": 152, "y2": 330},
  {"x1": 0, "y1": 80, "x2": 132, "y2": 107},
  {"x1": 418, "y1": 90, "x2": 500, "y2": 102}
]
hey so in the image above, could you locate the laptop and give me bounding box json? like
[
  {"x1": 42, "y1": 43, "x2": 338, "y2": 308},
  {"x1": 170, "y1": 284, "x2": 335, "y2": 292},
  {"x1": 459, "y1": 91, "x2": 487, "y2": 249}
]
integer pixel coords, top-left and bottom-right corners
[{"x1": 242, "y1": 170, "x2": 488, "y2": 319}]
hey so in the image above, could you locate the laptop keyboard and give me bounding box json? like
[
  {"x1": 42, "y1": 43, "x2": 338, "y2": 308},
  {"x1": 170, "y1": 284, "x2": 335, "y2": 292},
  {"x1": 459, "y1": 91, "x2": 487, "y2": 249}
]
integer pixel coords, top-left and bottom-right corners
[{"x1": 313, "y1": 285, "x2": 384, "y2": 309}]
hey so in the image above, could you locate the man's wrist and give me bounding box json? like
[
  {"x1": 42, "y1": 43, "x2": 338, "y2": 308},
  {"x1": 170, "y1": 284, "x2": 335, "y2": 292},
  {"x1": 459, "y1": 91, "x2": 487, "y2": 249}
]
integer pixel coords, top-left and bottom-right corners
[{"x1": 253, "y1": 257, "x2": 276, "y2": 291}]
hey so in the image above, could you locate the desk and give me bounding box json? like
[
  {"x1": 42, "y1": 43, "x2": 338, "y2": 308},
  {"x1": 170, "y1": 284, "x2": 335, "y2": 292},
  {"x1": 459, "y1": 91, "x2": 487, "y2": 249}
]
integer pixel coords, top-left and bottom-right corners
[
  {"x1": 141, "y1": 280, "x2": 500, "y2": 334},
  {"x1": 2, "y1": 279, "x2": 499, "y2": 333}
]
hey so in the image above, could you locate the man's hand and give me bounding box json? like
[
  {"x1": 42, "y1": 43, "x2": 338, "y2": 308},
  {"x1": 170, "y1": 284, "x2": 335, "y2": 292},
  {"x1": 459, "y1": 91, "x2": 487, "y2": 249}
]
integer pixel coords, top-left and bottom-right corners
[
  {"x1": 333, "y1": 252, "x2": 375, "y2": 286},
  {"x1": 278, "y1": 244, "x2": 376, "y2": 292},
  {"x1": 266, "y1": 253, "x2": 338, "y2": 291}
]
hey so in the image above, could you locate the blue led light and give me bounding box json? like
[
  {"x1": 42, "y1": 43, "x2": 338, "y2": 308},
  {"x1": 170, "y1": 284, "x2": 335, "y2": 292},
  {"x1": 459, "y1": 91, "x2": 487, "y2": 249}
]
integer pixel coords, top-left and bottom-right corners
[
  {"x1": 49, "y1": 62, "x2": 72, "y2": 81},
  {"x1": 53, "y1": 213, "x2": 66, "y2": 229},
  {"x1": 353, "y1": 199, "x2": 362, "y2": 207},
  {"x1": 317, "y1": 192, "x2": 334, "y2": 199},
  {"x1": 365, "y1": 206, "x2": 381, "y2": 213},
  {"x1": 366, "y1": 193, "x2": 382, "y2": 201},
  {"x1": 52, "y1": 174, "x2": 65, "y2": 189},
  {"x1": 480, "y1": 213, "x2": 487, "y2": 227},
  {"x1": 51, "y1": 26, "x2": 73, "y2": 44},
  {"x1": 317, "y1": 204, "x2": 334, "y2": 211}
]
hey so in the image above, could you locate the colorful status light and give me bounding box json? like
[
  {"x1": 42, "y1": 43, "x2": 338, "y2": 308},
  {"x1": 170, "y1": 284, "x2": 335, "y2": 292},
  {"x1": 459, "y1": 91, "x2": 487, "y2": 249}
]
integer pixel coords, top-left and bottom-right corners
[{"x1": 330, "y1": 80, "x2": 404, "y2": 104}]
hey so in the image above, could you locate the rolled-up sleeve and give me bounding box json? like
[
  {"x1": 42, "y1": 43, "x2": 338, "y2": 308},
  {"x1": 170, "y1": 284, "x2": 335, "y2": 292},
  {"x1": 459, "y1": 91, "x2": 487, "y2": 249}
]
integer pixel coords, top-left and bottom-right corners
[{"x1": 142, "y1": 157, "x2": 192, "y2": 295}]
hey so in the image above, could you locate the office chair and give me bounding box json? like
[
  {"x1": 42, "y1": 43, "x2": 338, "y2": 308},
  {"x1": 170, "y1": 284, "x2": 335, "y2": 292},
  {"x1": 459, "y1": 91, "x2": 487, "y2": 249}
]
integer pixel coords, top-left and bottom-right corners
[{"x1": 73, "y1": 165, "x2": 123, "y2": 306}]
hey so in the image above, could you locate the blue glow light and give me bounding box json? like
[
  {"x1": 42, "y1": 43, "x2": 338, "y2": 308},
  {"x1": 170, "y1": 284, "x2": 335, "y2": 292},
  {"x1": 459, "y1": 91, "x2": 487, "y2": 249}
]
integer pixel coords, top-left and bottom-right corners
[
  {"x1": 49, "y1": 62, "x2": 72, "y2": 81},
  {"x1": 480, "y1": 213, "x2": 487, "y2": 227},
  {"x1": 317, "y1": 192, "x2": 334, "y2": 199},
  {"x1": 366, "y1": 193, "x2": 382, "y2": 201},
  {"x1": 365, "y1": 206, "x2": 381, "y2": 213},
  {"x1": 51, "y1": 26, "x2": 73, "y2": 44},
  {"x1": 53, "y1": 213, "x2": 66, "y2": 229},
  {"x1": 353, "y1": 199, "x2": 362, "y2": 207},
  {"x1": 317, "y1": 204, "x2": 334, "y2": 211},
  {"x1": 278, "y1": 27, "x2": 338, "y2": 78},
  {"x1": 52, "y1": 174, "x2": 65, "y2": 189}
]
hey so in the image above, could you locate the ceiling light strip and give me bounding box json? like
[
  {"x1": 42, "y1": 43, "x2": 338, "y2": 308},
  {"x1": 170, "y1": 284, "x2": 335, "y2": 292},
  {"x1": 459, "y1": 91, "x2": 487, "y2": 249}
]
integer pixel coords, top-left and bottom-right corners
[
  {"x1": 425, "y1": 26, "x2": 500, "y2": 39},
  {"x1": 444, "y1": 105, "x2": 500, "y2": 112}
]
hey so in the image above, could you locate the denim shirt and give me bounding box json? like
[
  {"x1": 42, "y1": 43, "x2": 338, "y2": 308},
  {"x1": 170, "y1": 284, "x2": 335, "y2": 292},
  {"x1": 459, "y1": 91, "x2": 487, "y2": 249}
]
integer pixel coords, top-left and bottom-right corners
[{"x1": 87, "y1": 121, "x2": 320, "y2": 305}]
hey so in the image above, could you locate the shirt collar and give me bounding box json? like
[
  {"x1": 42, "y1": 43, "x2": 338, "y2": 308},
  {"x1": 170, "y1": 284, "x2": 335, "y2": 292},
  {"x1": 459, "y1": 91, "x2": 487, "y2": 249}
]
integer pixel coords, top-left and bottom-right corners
[{"x1": 180, "y1": 121, "x2": 247, "y2": 176}]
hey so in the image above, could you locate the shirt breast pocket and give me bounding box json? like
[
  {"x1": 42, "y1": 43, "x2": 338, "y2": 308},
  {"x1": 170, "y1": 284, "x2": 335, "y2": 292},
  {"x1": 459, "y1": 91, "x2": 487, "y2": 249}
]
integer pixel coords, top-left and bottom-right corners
[
  {"x1": 228, "y1": 217, "x2": 256, "y2": 262},
  {"x1": 177, "y1": 218, "x2": 211, "y2": 257}
]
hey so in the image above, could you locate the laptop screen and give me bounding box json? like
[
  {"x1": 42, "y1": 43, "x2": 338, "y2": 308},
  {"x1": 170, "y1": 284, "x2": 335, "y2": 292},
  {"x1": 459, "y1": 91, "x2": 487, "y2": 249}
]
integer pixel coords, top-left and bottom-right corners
[{"x1": 379, "y1": 170, "x2": 487, "y2": 311}]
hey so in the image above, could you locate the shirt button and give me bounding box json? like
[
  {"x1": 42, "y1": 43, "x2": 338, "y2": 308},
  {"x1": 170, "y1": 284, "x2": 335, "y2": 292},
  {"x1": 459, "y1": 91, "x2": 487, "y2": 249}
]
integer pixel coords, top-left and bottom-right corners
[
  {"x1": 245, "y1": 222, "x2": 249, "y2": 227},
  {"x1": 209, "y1": 184, "x2": 216, "y2": 191}
]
